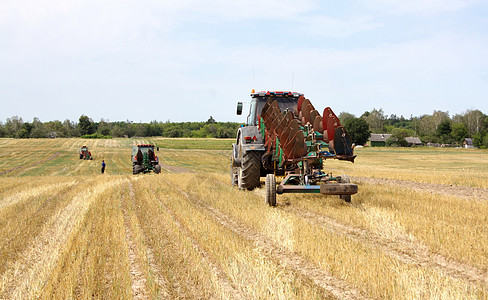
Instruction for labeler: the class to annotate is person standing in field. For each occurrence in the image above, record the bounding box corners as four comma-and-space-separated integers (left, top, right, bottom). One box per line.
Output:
101, 160, 106, 174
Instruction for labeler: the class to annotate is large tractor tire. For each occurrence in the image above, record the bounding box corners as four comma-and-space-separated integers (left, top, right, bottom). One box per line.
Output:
339, 175, 352, 203
238, 150, 261, 191
154, 164, 161, 174
133, 165, 144, 175
265, 174, 276, 206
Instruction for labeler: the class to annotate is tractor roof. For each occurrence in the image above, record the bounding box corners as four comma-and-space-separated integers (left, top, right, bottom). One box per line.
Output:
137, 144, 155, 147
251, 91, 303, 98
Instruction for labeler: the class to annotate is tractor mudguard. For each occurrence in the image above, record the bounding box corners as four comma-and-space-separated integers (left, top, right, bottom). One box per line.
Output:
236, 126, 265, 152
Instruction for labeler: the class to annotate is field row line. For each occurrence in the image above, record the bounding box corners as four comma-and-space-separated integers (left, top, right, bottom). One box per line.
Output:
127, 180, 171, 299
156, 193, 246, 299
0, 178, 126, 299
280, 205, 488, 287
169, 183, 367, 300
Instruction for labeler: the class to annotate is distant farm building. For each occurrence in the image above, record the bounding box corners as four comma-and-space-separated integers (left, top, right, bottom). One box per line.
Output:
369, 133, 423, 147
463, 138, 474, 148
405, 137, 423, 147
369, 134, 391, 147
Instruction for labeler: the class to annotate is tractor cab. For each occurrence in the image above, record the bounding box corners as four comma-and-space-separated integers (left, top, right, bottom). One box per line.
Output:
237, 91, 303, 126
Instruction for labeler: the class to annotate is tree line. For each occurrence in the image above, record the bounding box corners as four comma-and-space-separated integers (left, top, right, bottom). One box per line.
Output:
1, 109, 487, 148
0, 115, 239, 139
339, 108, 488, 148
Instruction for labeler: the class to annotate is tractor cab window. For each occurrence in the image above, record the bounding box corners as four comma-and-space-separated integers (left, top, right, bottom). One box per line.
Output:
248, 96, 298, 125
276, 98, 298, 114
247, 100, 258, 125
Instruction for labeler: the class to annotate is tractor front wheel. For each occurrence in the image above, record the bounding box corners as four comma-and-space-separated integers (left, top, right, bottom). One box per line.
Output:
265, 174, 276, 206
154, 165, 161, 174
237, 150, 261, 190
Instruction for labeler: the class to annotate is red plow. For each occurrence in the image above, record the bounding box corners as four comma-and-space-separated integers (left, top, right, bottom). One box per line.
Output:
258, 95, 357, 205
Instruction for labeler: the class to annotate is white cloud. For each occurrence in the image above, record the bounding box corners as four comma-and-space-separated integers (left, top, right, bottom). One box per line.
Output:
361, 0, 478, 15
297, 15, 383, 37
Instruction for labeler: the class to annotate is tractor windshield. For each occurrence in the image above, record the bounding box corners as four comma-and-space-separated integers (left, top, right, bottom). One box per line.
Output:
248, 96, 298, 125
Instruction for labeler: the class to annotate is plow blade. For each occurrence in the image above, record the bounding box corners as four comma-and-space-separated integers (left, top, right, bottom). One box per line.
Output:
260, 96, 356, 163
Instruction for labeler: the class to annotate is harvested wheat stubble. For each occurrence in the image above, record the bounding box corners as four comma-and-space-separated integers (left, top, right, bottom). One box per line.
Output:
0, 179, 125, 299
0, 152, 61, 175
122, 183, 149, 299
353, 176, 488, 201
125, 180, 170, 299
157, 197, 245, 299
280, 205, 488, 287
169, 184, 366, 300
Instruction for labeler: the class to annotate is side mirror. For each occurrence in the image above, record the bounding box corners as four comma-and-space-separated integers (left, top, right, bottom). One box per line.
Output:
157, 147, 159, 151
236, 102, 243, 115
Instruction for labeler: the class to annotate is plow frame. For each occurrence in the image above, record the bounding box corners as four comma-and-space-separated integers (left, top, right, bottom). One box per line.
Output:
276, 173, 358, 195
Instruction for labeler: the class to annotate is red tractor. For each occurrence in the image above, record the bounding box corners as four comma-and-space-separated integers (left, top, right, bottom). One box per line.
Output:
79, 146, 93, 160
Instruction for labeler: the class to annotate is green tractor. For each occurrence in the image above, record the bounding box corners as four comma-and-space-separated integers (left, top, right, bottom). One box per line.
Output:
79, 146, 93, 160
132, 144, 161, 175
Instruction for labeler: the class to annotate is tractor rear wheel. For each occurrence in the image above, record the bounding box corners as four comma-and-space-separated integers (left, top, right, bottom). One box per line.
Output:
237, 150, 261, 191
265, 174, 276, 206
133, 165, 144, 175
339, 175, 351, 202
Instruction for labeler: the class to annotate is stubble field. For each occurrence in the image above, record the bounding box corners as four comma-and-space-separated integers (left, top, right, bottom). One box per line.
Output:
0, 138, 487, 299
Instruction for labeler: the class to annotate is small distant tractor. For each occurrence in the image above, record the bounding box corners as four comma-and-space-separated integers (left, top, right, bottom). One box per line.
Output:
231, 90, 358, 206
79, 146, 93, 160
132, 144, 161, 174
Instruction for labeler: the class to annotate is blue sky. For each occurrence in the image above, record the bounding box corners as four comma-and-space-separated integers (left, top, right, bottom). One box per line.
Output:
1, 0, 487, 123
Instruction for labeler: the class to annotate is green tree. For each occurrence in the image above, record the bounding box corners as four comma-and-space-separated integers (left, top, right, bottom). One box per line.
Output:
111, 125, 125, 137
97, 119, 111, 136
30, 117, 46, 138
436, 119, 452, 144
167, 127, 183, 138
78, 115, 95, 135
338, 112, 356, 125
473, 132, 484, 148
18, 122, 32, 138
363, 108, 385, 133
451, 123, 468, 143
0, 122, 6, 137
5, 116, 23, 137
343, 118, 370, 145
464, 110, 485, 136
